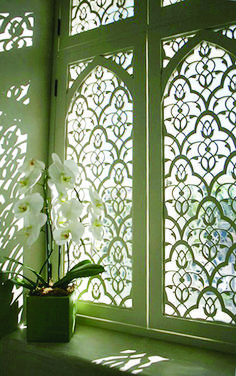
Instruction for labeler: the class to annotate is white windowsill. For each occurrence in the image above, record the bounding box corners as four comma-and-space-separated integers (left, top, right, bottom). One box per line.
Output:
0, 321, 235, 376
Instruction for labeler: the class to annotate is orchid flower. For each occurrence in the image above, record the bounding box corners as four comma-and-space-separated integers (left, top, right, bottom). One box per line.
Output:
13, 193, 44, 218
89, 213, 104, 241
18, 170, 44, 194
53, 221, 84, 245
48, 153, 79, 195
23, 213, 47, 246
18, 158, 45, 193
60, 199, 83, 220
20, 158, 45, 176
89, 188, 104, 215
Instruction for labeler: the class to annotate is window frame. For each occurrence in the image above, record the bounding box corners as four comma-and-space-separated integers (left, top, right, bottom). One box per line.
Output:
50, 0, 236, 352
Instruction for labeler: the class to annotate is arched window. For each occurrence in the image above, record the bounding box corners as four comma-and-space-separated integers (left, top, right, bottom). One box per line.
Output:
66, 59, 133, 307
164, 39, 236, 324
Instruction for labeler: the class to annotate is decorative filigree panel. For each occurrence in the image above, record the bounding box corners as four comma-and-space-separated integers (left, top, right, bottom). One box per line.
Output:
66, 62, 133, 307
104, 50, 133, 75
162, 35, 195, 68
164, 41, 236, 324
68, 59, 93, 88
70, 0, 134, 36
68, 50, 133, 88
162, 0, 185, 7
0, 13, 33, 52
216, 25, 236, 40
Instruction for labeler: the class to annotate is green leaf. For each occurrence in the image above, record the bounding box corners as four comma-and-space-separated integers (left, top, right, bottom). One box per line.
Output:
9, 278, 34, 290
4, 271, 37, 288
54, 264, 105, 288
4, 257, 47, 286
69, 259, 92, 272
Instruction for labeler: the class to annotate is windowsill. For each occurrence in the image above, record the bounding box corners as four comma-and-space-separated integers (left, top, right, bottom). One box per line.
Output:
0, 320, 235, 376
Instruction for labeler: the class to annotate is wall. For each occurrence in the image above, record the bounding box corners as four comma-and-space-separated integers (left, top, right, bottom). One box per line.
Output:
0, 0, 55, 320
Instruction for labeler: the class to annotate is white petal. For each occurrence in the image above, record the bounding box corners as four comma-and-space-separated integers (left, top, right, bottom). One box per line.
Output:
60, 199, 83, 220
24, 213, 47, 246
70, 221, 85, 243
53, 226, 70, 245
51, 153, 62, 165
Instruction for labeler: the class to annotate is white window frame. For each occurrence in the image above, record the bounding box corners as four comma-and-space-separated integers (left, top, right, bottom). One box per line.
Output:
50, 0, 236, 352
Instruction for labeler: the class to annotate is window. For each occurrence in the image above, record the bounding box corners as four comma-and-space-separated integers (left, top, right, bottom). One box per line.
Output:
52, 0, 236, 350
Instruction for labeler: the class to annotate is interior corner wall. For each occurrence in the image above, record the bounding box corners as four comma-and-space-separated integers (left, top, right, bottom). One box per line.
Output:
0, 1, 55, 280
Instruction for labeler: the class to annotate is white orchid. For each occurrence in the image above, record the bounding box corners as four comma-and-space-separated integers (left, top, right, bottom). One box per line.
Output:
89, 188, 104, 215
20, 158, 45, 176
13, 193, 44, 218
18, 170, 43, 194
53, 221, 85, 245
48, 153, 79, 195
60, 199, 83, 220
13, 153, 104, 279
18, 158, 45, 193
23, 213, 47, 246
89, 214, 104, 241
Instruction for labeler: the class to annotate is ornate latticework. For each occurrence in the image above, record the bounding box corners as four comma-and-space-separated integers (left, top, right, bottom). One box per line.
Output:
216, 25, 236, 40
70, 0, 134, 36
66, 60, 133, 307
0, 12, 33, 52
164, 41, 236, 324
162, 35, 195, 68
68, 59, 93, 88
68, 50, 133, 89
104, 50, 133, 75
162, 0, 185, 7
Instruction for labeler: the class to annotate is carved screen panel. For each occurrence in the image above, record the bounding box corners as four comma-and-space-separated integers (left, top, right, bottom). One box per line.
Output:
162, 35, 195, 68
70, 0, 134, 36
164, 41, 236, 324
66, 59, 133, 307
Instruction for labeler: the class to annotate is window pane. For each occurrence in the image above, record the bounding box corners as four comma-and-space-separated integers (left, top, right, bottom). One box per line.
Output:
66, 62, 133, 307
162, 0, 185, 7
164, 41, 236, 324
70, 0, 134, 36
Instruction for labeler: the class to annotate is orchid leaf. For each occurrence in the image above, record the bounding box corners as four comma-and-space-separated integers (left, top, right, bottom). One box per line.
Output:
4, 271, 37, 288
9, 277, 34, 290
4, 257, 47, 286
69, 259, 92, 272
54, 264, 105, 288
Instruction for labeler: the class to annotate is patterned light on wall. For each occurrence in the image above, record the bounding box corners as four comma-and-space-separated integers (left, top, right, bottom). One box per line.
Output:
0, 12, 34, 52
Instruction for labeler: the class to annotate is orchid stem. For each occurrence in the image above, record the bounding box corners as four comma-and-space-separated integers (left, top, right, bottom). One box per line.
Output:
58, 245, 61, 280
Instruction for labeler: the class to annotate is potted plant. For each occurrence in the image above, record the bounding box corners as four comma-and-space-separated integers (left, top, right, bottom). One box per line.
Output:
5, 153, 105, 342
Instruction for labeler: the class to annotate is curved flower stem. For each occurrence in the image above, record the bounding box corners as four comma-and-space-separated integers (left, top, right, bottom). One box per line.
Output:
37, 247, 54, 285
67, 242, 70, 272
58, 245, 61, 280
42, 172, 53, 283
74, 188, 82, 202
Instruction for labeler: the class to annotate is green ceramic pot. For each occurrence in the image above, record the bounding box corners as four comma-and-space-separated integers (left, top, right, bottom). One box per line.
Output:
0, 274, 18, 339
26, 292, 76, 342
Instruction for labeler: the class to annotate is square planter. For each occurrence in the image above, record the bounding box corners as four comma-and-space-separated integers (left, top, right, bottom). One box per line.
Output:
26, 292, 76, 342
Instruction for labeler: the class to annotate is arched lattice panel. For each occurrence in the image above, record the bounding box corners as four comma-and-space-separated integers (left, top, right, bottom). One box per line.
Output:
70, 0, 134, 35
163, 40, 236, 324
66, 62, 133, 308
